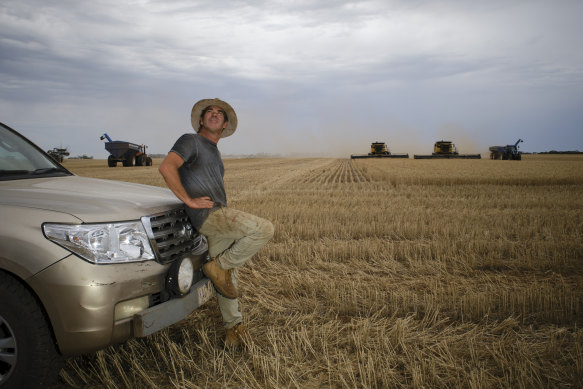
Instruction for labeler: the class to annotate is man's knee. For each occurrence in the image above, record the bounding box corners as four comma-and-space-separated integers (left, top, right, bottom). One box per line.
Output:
257, 218, 274, 241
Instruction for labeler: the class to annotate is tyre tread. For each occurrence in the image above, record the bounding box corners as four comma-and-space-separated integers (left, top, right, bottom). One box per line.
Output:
0, 271, 63, 388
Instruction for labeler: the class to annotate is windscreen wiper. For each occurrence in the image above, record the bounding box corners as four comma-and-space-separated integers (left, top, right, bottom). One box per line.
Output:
0, 168, 69, 177
32, 167, 68, 175
0, 169, 30, 176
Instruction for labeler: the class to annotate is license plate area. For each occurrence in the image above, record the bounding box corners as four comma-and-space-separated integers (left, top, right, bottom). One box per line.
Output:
134, 277, 215, 337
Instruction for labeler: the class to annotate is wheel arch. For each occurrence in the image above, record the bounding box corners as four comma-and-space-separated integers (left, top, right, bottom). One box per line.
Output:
0, 268, 63, 355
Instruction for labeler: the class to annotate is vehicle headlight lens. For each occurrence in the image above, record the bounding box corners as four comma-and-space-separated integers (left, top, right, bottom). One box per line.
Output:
43, 221, 154, 264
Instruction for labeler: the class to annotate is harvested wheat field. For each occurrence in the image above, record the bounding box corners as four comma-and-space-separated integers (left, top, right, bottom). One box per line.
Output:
53, 155, 582, 389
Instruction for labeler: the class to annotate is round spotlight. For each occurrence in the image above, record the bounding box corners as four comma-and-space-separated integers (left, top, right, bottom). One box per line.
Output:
167, 257, 194, 296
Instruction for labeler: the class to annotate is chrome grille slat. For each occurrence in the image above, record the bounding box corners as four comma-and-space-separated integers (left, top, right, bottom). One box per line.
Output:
142, 206, 205, 264
152, 225, 184, 240
161, 244, 193, 258
149, 215, 178, 228
156, 238, 192, 251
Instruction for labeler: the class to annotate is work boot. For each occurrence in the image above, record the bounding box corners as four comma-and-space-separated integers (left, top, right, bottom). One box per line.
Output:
202, 258, 238, 299
225, 323, 250, 349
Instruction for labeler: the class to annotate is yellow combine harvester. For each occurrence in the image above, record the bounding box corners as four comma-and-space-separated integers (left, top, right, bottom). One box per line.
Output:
414, 140, 481, 159
351, 141, 409, 159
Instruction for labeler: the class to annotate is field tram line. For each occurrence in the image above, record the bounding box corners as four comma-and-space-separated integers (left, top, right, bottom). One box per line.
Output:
302, 167, 326, 184
340, 160, 351, 182
322, 160, 343, 184
334, 159, 370, 183
305, 160, 370, 184
330, 162, 340, 183
341, 160, 350, 182
301, 161, 337, 184
229, 159, 337, 201
328, 161, 342, 184
347, 159, 369, 182
297, 159, 371, 185
268, 159, 339, 187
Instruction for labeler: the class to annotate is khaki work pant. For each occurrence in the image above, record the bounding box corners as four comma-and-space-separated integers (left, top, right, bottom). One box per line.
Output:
199, 207, 274, 329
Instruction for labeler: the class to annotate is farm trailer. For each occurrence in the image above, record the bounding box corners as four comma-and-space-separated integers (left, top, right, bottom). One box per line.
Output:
489, 139, 523, 160
100, 133, 153, 167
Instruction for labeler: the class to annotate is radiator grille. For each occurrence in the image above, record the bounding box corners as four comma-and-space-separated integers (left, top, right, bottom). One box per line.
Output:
141, 207, 206, 264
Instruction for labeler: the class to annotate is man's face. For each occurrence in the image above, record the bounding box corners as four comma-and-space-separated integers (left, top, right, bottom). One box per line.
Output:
200, 106, 228, 133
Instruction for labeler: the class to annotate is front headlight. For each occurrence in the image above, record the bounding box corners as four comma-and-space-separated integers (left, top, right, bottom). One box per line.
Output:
166, 257, 195, 296
43, 221, 155, 264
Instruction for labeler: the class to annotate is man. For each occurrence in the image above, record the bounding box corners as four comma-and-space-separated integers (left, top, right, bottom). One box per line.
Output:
159, 98, 274, 348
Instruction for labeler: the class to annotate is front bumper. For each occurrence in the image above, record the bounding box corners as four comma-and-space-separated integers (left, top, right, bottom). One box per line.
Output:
27, 252, 211, 356
134, 277, 215, 337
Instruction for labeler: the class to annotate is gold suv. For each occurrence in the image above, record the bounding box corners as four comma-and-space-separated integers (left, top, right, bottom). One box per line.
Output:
0, 122, 214, 388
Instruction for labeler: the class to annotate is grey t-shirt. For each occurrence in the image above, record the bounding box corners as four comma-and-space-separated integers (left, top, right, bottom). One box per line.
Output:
170, 133, 226, 229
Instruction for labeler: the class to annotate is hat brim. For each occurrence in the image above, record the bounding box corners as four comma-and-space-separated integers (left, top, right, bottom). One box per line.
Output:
191, 98, 238, 138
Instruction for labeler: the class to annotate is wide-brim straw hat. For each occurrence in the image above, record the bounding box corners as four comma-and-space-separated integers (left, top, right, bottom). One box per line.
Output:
191, 98, 238, 138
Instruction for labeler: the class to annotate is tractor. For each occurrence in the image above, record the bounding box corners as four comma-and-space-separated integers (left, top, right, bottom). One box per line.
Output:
489, 139, 523, 160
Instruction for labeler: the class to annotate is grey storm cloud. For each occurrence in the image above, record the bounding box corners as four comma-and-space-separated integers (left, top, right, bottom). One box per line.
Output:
1, 0, 582, 157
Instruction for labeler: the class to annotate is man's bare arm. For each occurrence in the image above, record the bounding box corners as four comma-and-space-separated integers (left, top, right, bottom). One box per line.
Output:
158, 151, 214, 209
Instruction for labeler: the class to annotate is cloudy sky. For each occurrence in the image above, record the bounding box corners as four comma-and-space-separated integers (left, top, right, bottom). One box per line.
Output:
1, 0, 582, 158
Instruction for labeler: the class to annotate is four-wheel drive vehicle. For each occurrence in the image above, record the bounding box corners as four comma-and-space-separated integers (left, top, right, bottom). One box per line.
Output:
0, 122, 214, 388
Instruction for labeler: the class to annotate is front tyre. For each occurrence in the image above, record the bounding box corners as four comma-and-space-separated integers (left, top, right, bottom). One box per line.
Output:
0, 272, 63, 388
123, 154, 134, 167
107, 155, 117, 167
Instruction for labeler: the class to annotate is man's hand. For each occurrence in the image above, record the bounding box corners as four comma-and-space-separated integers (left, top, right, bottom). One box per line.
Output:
186, 196, 214, 209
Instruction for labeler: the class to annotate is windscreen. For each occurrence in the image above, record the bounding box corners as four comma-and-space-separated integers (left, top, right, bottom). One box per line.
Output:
0, 123, 70, 180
